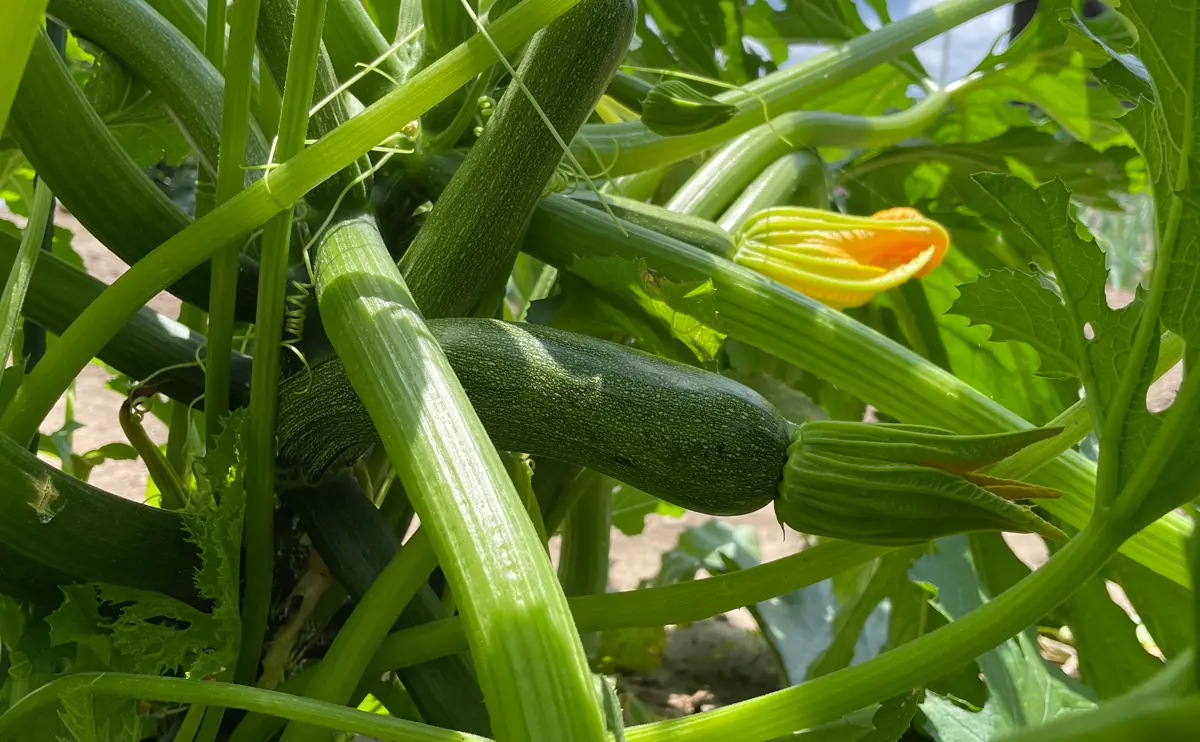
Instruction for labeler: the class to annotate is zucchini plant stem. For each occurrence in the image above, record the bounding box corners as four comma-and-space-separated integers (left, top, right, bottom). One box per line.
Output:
0, 673, 488, 742
366, 540, 889, 674
667, 88, 951, 219
624, 522, 1126, 742
0, 179, 54, 368
312, 213, 606, 740
323, 0, 405, 103
0, 0, 588, 489
0, 0, 49, 136
573, 0, 1008, 175
557, 473, 612, 598
280, 530, 439, 742
207, 0, 266, 442
238, 0, 329, 687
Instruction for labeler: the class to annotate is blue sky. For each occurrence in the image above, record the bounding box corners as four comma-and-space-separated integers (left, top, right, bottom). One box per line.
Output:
783, 0, 1014, 83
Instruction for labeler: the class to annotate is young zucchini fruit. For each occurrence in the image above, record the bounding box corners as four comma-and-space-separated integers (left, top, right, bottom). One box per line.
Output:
399, 0, 636, 318
279, 319, 790, 516
277, 320, 1064, 545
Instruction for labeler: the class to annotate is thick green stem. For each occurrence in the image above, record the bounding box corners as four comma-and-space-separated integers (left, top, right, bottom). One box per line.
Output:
280, 530, 439, 742
574, 0, 1006, 175
367, 540, 888, 673
313, 213, 605, 740
323, 0, 405, 103
557, 474, 612, 598
624, 523, 1124, 741
0, 0, 588, 501
0, 0, 49, 136
716, 151, 828, 232
207, 0, 266, 440
666, 89, 950, 219
0, 180, 53, 366
237, 0, 329, 687
0, 673, 488, 742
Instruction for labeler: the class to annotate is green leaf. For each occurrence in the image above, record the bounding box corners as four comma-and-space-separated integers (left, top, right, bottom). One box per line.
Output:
641, 519, 759, 588
641, 80, 738, 136
971, 532, 1162, 699
793, 690, 923, 742
95, 410, 246, 678
610, 484, 684, 537
46, 585, 109, 664
57, 687, 140, 742
923, 249, 1071, 427
1061, 573, 1163, 698
807, 551, 919, 680
954, 174, 1162, 496
841, 129, 1139, 214
913, 536, 1094, 735
571, 255, 726, 363
1110, 555, 1194, 660
1074, 1, 1200, 347
639, 0, 774, 85
919, 692, 994, 742
74, 40, 191, 168
951, 269, 1077, 379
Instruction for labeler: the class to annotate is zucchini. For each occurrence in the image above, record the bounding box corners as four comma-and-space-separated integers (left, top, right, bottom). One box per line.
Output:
278, 319, 792, 516
399, 0, 635, 318
0, 432, 201, 606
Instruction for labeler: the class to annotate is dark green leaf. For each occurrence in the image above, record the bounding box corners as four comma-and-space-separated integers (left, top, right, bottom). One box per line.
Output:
954, 174, 1162, 497
920, 692, 994, 742
639, 0, 773, 85
641, 80, 738, 136
57, 686, 140, 742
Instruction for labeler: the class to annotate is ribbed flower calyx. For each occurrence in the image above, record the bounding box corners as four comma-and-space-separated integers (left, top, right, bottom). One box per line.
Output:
775, 421, 1066, 545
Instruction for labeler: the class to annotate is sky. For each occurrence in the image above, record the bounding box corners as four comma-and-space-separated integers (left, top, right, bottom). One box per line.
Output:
782, 0, 1015, 83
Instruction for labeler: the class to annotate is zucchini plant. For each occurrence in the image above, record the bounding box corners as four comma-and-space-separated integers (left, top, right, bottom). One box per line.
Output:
0, 0, 1197, 741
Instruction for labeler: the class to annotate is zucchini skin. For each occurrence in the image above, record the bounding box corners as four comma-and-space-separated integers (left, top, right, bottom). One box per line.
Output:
278, 319, 792, 516
399, 0, 636, 318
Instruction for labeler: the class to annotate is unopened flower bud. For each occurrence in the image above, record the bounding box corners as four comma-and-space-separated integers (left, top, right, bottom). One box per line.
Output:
775, 422, 1066, 545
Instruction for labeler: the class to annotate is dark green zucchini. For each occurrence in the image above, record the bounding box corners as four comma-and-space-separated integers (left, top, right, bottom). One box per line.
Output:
0, 433, 201, 606
399, 0, 636, 318
278, 319, 792, 516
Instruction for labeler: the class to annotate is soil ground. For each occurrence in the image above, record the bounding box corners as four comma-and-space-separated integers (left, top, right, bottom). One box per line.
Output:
8, 206, 1179, 722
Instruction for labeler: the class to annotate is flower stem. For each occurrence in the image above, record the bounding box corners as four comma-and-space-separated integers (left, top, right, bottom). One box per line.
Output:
0, 673, 486, 742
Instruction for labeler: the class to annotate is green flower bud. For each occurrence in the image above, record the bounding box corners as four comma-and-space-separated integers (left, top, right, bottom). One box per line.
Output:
640, 80, 738, 136
775, 422, 1067, 545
